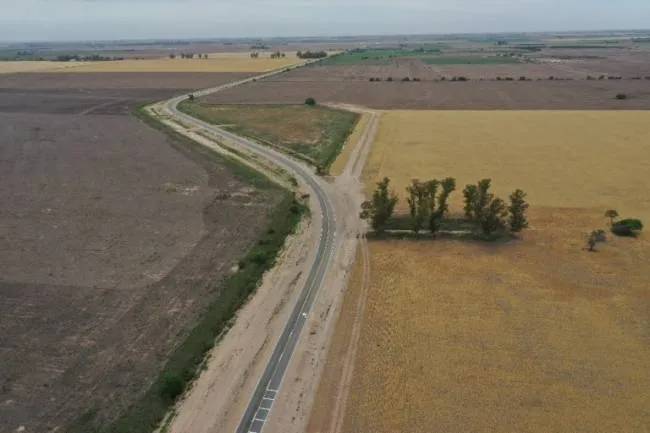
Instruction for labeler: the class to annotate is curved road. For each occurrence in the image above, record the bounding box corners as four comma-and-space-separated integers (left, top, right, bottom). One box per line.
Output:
158, 68, 337, 433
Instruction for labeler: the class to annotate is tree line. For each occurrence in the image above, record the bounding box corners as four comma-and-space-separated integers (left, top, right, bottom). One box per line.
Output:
169, 53, 209, 59
297, 50, 328, 59
361, 177, 529, 239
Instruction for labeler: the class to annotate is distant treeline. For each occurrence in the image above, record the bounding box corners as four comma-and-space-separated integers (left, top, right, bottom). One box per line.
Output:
297, 50, 328, 59
56, 54, 124, 62
169, 53, 209, 59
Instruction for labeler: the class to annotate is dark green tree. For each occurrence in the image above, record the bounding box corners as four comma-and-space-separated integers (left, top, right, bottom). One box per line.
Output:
429, 177, 456, 236
508, 189, 529, 233
463, 179, 492, 221
360, 177, 398, 233
479, 198, 508, 235
406, 180, 431, 234
463, 184, 478, 219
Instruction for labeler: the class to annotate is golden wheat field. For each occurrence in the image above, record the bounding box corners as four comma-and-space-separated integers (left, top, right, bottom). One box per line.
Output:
364, 110, 650, 221
0, 61, 85, 74
340, 231, 650, 433
312, 111, 650, 433
62, 52, 301, 73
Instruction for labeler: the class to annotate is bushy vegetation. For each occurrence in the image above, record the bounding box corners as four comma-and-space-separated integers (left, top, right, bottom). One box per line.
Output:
297, 50, 328, 59
612, 218, 644, 237
360, 177, 398, 233
362, 177, 528, 241
56, 54, 124, 62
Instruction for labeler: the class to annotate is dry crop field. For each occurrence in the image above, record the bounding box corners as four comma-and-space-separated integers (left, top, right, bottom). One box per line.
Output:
0, 52, 301, 75
311, 111, 650, 433
65, 52, 301, 73
0, 71, 287, 432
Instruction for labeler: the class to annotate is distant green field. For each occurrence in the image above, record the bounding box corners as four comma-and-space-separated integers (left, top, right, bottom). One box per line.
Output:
422, 55, 521, 65
321, 48, 442, 65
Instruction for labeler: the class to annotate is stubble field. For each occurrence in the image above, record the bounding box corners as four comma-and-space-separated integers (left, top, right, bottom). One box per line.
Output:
312, 110, 650, 433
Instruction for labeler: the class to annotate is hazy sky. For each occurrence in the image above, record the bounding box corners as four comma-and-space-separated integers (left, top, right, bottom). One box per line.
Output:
1, 0, 649, 42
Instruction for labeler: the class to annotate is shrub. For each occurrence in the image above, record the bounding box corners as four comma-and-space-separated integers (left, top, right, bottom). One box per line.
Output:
160, 373, 184, 401
611, 219, 643, 237
616, 93, 628, 100
386, 77, 393, 82
586, 229, 607, 251
250, 251, 269, 265
619, 219, 643, 231
612, 224, 635, 237
304, 97, 316, 106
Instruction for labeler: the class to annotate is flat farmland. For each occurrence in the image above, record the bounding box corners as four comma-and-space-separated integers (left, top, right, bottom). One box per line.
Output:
179, 102, 359, 169
363, 111, 650, 219
0, 72, 284, 432
311, 111, 650, 433
64, 52, 302, 73
206, 64, 650, 109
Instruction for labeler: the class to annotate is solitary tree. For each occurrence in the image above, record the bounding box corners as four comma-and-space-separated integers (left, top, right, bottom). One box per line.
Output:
508, 189, 529, 233
605, 209, 619, 226
360, 177, 398, 233
305, 97, 316, 106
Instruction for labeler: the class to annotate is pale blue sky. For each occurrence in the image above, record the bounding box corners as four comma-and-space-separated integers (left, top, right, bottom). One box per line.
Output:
1, 0, 649, 42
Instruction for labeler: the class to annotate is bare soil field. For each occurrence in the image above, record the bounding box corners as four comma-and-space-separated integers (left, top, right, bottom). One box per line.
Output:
0, 72, 283, 432
311, 111, 650, 433
206, 64, 650, 109
0, 72, 252, 115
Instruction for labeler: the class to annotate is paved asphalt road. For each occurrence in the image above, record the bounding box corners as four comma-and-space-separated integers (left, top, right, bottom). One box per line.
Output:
160, 66, 337, 433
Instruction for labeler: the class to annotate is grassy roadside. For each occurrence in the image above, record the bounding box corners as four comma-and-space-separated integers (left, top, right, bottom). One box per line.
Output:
68, 105, 306, 433
178, 101, 360, 173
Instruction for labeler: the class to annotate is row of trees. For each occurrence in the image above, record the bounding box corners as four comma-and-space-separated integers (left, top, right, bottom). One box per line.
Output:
169, 53, 209, 59
56, 54, 124, 62
361, 177, 529, 238
270, 51, 286, 59
297, 50, 328, 59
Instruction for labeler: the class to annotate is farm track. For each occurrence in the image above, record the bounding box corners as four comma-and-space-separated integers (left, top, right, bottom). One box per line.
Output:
149, 65, 378, 433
